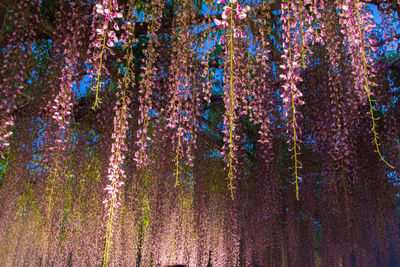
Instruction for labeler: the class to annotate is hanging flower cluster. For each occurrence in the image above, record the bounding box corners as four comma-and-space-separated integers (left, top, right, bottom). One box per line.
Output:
0, 93, 15, 158
338, 0, 394, 169
0, 0, 37, 159
102, 88, 130, 265
166, 61, 192, 186
280, 0, 306, 200
214, 0, 251, 199
50, 67, 74, 146
214, 0, 250, 38
104, 92, 129, 215
134, 3, 164, 169
134, 31, 155, 169
93, 3, 121, 48
91, 0, 123, 109
48, 0, 89, 154
308, 0, 326, 45
164, 1, 199, 186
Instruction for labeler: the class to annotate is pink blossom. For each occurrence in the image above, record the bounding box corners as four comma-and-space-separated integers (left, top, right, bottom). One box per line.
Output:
214, 19, 228, 29
107, 39, 114, 47
95, 4, 103, 14
233, 28, 240, 38
222, 6, 231, 19
235, 5, 250, 19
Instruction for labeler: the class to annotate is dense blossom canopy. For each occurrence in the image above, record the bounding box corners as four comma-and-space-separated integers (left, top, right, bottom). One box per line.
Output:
0, 0, 400, 266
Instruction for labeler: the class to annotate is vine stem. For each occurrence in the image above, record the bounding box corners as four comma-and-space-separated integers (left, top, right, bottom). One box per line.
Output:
138, 19, 154, 167
175, 132, 181, 187
354, 3, 394, 169
103, 89, 128, 266
228, 0, 235, 200
47, 160, 58, 219
103, 39, 131, 264
286, 0, 301, 201
93, 0, 113, 109
103, 201, 115, 266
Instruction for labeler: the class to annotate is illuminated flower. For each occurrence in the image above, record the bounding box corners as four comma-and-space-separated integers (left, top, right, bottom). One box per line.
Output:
214, 18, 228, 29
235, 5, 250, 19
222, 6, 231, 19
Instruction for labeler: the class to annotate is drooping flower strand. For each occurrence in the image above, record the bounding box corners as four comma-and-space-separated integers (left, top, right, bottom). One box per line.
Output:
134, 1, 164, 169
102, 3, 140, 263
0, 0, 38, 159
165, 0, 198, 186
187, 70, 203, 167
339, 1, 394, 169
323, 4, 357, 220
90, 0, 123, 109
40, 3, 93, 264
250, 16, 274, 150
296, 1, 311, 68
215, 0, 250, 199
166, 62, 185, 186
280, 0, 305, 200
45, 0, 89, 204
226, 2, 237, 200
134, 22, 155, 169
183, 5, 202, 171
103, 88, 130, 266
321, 2, 351, 209
50, 11, 80, 150
354, 2, 394, 169
200, 49, 214, 105
308, 0, 326, 45
167, 34, 186, 187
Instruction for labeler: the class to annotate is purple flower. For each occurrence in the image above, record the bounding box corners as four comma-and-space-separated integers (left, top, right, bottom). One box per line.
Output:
222, 6, 231, 19
235, 5, 250, 19
214, 18, 228, 29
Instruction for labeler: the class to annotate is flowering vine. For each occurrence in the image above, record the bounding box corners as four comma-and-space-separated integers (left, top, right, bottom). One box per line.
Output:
280, 0, 305, 200
91, 0, 122, 109
214, 0, 250, 199
50, 36, 77, 149
338, 0, 394, 169
165, 0, 198, 186
103, 88, 130, 266
101, 3, 139, 264
0, 0, 38, 159
134, 34, 154, 169
134, 4, 163, 168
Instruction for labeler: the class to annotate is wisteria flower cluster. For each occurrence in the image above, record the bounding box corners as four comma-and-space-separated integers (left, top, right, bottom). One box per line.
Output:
214, 0, 250, 38
91, 0, 123, 108
50, 88, 73, 145
103, 92, 130, 215
280, 0, 306, 200
337, 0, 394, 169
0, 0, 36, 159
133, 3, 164, 169
93, 1, 122, 48
101, 89, 131, 266
214, 0, 251, 199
